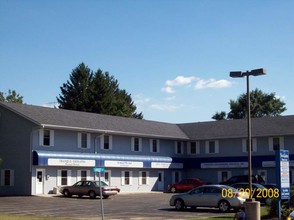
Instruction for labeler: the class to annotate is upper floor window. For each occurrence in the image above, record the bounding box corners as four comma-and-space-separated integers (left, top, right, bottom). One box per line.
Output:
101, 135, 112, 150
131, 137, 142, 152
269, 137, 284, 151
175, 141, 184, 154
188, 141, 200, 155
205, 140, 219, 154
39, 129, 54, 147
78, 133, 91, 149
242, 138, 257, 152
150, 139, 160, 153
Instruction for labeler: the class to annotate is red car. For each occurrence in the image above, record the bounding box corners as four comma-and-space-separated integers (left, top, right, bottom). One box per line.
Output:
167, 178, 208, 193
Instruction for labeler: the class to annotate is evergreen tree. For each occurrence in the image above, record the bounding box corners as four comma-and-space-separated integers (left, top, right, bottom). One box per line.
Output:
57, 63, 143, 119
0, 89, 23, 103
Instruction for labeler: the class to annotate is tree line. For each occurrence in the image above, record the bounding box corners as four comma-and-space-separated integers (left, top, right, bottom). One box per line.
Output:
1, 63, 287, 120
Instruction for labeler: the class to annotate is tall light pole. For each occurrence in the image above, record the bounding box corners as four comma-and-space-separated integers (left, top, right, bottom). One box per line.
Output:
230, 68, 266, 199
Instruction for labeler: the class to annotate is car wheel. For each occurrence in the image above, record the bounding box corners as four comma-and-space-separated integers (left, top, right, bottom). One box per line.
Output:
63, 189, 71, 197
103, 195, 109, 199
89, 191, 96, 199
218, 200, 230, 212
171, 187, 177, 193
174, 199, 185, 210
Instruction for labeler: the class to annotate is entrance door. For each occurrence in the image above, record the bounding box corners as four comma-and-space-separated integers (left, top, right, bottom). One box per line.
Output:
36, 169, 44, 194
157, 171, 164, 191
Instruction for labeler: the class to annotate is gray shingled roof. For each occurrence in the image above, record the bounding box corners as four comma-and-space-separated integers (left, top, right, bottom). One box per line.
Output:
177, 115, 294, 140
0, 102, 189, 140
1, 102, 293, 141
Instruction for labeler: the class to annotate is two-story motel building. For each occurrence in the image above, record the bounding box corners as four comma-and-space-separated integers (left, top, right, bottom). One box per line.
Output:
0, 102, 293, 195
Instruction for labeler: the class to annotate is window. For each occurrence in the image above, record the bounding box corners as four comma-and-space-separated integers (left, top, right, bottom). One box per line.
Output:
131, 137, 142, 152
217, 171, 231, 183
269, 137, 284, 151
205, 140, 219, 154
57, 170, 71, 186
172, 171, 181, 183
77, 170, 90, 181
78, 133, 90, 149
39, 129, 54, 147
104, 170, 111, 185
150, 139, 160, 153
121, 171, 132, 185
175, 141, 183, 154
188, 141, 200, 155
139, 171, 149, 185
242, 138, 257, 152
101, 135, 112, 150
1, 169, 14, 186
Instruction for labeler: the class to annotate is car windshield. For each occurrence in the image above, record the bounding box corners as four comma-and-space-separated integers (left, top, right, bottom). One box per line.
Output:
93, 181, 108, 187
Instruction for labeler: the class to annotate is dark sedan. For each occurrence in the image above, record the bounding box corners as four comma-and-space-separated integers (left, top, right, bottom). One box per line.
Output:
59, 180, 120, 199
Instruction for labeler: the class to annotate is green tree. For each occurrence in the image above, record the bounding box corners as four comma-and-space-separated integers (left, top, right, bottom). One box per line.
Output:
212, 89, 286, 120
0, 89, 23, 103
57, 63, 93, 112
57, 63, 143, 119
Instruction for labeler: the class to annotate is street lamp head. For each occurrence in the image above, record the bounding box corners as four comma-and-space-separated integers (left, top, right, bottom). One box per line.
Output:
250, 68, 267, 76
230, 71, 243, 78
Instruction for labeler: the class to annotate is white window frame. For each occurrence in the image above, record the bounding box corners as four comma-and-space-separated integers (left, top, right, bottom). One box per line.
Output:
39, 129, 54, 147
150, 139, 160, 153
100, 135, 113, 150
205, 140, 219, 154
187, 141, 200, 155
242, 138, 257, 153
103, 170, 111, 185
77, 170, 91, 181
1, 169, 14, 186
217, 170, 231, 183
121, 171, 133, 186
139, 171, 149, 185
57, 169, 71, 186
78, 133, 91, 149
269, 136, 284, 151
131, 137, 142, 152
174, 141, 184, 154
172, 171, 181, 183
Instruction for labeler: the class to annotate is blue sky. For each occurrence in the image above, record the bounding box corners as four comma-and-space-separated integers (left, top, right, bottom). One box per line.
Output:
1, 0, 293, 123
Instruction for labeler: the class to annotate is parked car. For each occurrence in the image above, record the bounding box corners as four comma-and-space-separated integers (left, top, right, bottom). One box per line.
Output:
59, 180, 120, 199
231, 182, 272, 205
219, 175, 265, 185
167, 178, 208, 193
169, 185, 248, 212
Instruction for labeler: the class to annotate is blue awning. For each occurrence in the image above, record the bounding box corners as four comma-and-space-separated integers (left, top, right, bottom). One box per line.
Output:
33, 150, 182, 169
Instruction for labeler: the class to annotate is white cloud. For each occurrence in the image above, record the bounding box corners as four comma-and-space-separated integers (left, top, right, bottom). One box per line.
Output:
161, 86, 175, 94
151, 104, 179, 112
195, 79, 232, 89
166, 76, 196, 86
134, 94, 151, 104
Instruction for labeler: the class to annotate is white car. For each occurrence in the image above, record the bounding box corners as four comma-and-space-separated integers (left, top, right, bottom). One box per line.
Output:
169, 185, 248, 212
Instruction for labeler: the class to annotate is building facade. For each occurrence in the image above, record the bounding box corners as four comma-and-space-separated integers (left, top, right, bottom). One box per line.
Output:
0, 102, 293, 196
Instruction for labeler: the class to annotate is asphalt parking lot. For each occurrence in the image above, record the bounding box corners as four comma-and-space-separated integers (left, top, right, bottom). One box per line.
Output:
0, 193, 234, 220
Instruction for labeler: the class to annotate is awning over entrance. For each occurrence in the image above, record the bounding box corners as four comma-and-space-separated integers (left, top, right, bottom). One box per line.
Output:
32, 150, 183, 169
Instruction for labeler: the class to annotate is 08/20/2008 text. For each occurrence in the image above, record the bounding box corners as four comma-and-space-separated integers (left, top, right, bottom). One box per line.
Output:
222, 188, 279, 199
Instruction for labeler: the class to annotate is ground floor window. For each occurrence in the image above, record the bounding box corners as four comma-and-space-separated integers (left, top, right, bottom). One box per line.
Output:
121, 171, 133, 185
57, 170, 71, 186
77, 170, 90, 181
172, 171, 181, 183
218, 170, 231, 183
139, 171, 149, 185
1, 169, 14, 186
